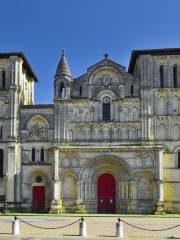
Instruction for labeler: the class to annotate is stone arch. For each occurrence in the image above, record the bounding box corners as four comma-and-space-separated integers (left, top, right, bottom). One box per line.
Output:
73, 108, 79, 122
26, 115, 49, 141
83, 126, 91, 140
75, 128, 82, 140
26, 115, 49, 129
102, 125, 111, 140
172, 123, 180, 140
131, 107, 139, 121
172, 145, 180, 153
82, 107, 90, 122
89, 66, 123, 85
158, 95, 166, 115
61, 170, 77, 201
97, 89, 117, 101
121, 107, 129, 121
137, 171, 154, 200
172, 95, 179, 114
79, 155, 134, 183
112, 126, 119, 140
31, 171, 48, 186
157, 123, 166, 139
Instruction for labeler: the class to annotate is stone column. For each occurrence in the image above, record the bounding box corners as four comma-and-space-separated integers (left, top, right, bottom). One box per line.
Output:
155, 148, 164, 213
50, 148, 61, 213
6, 145, 16, 203
129, 181, 137, 212
77, 181, 81, 203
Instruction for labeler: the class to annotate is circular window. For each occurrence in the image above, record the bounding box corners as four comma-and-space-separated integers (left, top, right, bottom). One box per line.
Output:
35, 176, 43, 183
103, 96, 110, 103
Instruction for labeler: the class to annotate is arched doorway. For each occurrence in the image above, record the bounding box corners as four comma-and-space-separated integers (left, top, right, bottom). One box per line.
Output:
32, 175, 45, 212
98, 173, 116, 213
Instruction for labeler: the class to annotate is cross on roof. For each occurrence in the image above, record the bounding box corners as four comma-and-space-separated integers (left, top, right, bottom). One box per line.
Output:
103, 53, 109, 59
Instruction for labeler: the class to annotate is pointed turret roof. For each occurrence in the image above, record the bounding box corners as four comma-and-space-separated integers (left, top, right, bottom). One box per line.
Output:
55, 49, 72, 78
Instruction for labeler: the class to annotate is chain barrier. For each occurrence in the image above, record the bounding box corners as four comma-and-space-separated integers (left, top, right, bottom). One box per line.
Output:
16, 217, 80, 230
120, 218, 180, 232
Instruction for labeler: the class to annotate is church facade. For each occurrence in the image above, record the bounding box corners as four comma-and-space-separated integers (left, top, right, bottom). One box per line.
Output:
0, 49, 180, 213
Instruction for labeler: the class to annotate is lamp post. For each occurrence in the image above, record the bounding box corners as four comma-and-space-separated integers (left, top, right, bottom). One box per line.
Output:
4, 170, 8, 213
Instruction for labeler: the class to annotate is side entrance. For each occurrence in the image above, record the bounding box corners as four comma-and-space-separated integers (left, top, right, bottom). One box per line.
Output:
32, 186, 45, 212
97, 173, 116, 213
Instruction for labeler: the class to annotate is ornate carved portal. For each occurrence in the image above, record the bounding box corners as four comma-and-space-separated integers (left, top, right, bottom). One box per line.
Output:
78, 155, 133, 213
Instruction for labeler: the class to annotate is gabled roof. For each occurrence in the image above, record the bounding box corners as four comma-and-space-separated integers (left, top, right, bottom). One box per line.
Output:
0, 52, 38, 81
87, 57, 126, 72
128, 48, 180, 73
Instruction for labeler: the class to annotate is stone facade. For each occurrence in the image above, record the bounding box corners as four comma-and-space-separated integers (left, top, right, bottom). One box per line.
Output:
0, 49, 180, 213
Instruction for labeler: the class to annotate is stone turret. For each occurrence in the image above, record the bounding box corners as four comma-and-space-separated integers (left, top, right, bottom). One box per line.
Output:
54, 50, 72, 99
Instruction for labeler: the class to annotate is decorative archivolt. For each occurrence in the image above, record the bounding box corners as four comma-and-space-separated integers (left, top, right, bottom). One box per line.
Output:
97, 89, 116, 101
89, 67, 123, 85
26, 115, 49, 141
79, 155, 134, 182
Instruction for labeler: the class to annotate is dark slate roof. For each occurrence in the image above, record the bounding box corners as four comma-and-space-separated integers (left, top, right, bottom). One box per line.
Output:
21, 104, 54, 109
55, 50, 71, 78
128, 48, 180, 73
0, 52, 38, 81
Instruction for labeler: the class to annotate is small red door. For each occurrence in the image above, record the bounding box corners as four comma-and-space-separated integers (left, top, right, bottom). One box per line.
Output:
98, 173, 116, 213
32, 186, 45, 212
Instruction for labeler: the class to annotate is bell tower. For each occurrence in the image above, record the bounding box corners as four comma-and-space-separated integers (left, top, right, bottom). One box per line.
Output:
54, 50, 72, 99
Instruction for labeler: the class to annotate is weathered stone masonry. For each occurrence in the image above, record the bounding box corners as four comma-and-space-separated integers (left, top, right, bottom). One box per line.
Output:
0, 49, 180, 213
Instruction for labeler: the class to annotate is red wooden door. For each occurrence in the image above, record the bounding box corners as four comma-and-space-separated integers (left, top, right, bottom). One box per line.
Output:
32, 186, 45, 211
98, 173, 116, 213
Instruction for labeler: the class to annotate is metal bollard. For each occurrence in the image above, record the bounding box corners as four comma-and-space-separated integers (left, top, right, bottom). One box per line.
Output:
12, 216, 19, 235
116, 218, 123, 238
79, 217, 87, 236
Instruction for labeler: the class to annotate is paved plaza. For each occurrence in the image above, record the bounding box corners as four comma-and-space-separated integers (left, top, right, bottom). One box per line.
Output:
0, 215, 180, 239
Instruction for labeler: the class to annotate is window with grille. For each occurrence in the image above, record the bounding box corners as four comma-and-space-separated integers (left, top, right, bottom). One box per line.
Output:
160, 65, 164, 88
103, 97, 110, 121
178, 152, 180, 168
2, 71, 5, 88
40, 148, 44, 162
0, 149, 4, 177
173, 65, 177, 88
32, 148, 35, 162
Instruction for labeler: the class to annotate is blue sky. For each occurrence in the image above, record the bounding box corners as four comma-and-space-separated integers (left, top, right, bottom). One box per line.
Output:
0, 0, 180, 103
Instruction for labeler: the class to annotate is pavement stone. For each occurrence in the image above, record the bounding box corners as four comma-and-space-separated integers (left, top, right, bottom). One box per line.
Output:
0, 216, 180, 239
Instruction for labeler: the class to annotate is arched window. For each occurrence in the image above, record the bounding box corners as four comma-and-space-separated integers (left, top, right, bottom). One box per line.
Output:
59, 82, 65, 98
160, 65, 164, 88
79, 86, 82, 97
0, 149, 4, 177
2, 71, 5, 88
173, 65, 177, 88
0, 126, 2, 139
103, 96, 110, 121
40, 148, 44, 162
178, 151, 180, 168
32, 148, 35, 162
130, 85, 134, 96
